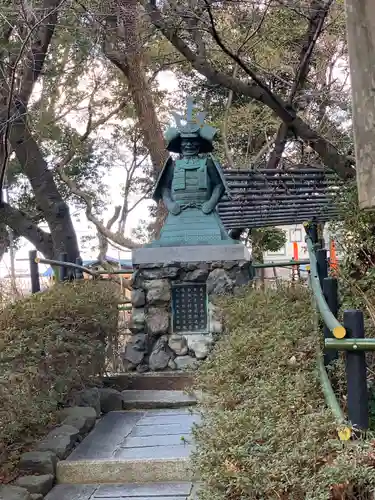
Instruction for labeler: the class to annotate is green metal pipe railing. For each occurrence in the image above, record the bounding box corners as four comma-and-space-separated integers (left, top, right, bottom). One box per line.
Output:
96, 269, 134, 275
252, 259, 309, 269
317, 357, 346, 424
36, 257, 97, 277
306, 238, 346, 339
325, 338, 375, 351
36, 257, 134, 278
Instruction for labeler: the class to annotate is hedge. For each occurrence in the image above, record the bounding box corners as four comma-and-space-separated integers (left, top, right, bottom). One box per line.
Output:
192, 285, 375, 500
0, 280, 120, 478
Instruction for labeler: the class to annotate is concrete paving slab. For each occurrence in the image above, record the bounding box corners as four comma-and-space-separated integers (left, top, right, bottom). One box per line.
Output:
94, 482, 193, 497
44, 484, 97, 500
56, 410, 197, 484
136, 414, 199, 426
141, 408, 193, 417
44, 483, 197, 499
56, 459, 193, 484
67, 412, 143, 461
96, 497, 187, 500
129, 423, 193, 437
120, 434, 191, 448
114, 444, 194, 460
121, 390, 197, 410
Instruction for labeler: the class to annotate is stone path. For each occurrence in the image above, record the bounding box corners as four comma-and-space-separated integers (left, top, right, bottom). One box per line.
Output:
45, 391, 200, 500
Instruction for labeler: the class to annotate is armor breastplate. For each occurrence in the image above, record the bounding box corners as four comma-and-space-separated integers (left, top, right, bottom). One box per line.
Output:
172, 158, 209, 204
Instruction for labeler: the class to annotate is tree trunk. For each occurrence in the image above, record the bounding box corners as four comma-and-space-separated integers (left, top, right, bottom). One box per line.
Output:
345, 0, 375, 209
8, 116, 79, 261
0, 202, 54, 257
104, 0, 168, 236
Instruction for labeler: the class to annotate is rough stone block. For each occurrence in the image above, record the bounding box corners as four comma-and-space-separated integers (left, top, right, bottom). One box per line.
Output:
168, 334, 188, 356
36, 424, 80, 459
145, 280, 171, 304
131, 289, 146, 307
184, 267, 209, 282
206, 268, 234, 295
141, 267, 180, 279
129, 307, 145, 333
122, 334, 146, 366
15, 475, 54, 496
19, 451, 57, 475
149, 337, 172, 371
146, 307, 169, 336
71, 388, 101, 416
188, 337, 211, 360
0, 485, 31, 500
174, 356, 198, 371
98, 387, 123, 413
59, 406, 97, 434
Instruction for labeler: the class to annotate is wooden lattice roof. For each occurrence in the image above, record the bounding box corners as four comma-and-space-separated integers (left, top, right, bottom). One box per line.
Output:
219, 166, 343, 229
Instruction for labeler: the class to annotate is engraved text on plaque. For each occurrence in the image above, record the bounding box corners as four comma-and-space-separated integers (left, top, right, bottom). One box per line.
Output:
172, 283, 208, 333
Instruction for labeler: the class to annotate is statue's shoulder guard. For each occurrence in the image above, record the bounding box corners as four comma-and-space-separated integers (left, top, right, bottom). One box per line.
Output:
152, 157, 174, 202
207, 154, 231, 197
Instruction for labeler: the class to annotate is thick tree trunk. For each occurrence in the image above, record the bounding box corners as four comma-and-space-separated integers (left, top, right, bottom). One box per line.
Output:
8, 116, 79, 261
105, 0, 168, 236
0, 202, 54, 257
345, 0, 375, 209
0, 0, 80, 261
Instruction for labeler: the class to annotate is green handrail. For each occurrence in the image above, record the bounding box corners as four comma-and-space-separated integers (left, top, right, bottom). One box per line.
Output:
36, 257, 97, 277
317, 357, 345, 424
306, 238, 346, 339
253, 259, 309, 269
325, 338, 375, 351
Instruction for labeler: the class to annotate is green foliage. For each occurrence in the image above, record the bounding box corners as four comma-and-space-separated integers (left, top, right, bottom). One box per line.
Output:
331, 182, 375, 290
0, 280, 120, 471
192, 286, 375, 499
249, 226, 287, 261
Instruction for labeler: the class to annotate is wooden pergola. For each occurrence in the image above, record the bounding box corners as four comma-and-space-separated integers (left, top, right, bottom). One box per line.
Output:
219, 166, 343, 229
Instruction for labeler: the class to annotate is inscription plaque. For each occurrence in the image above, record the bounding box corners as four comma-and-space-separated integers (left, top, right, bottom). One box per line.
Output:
172, 283, 208, 333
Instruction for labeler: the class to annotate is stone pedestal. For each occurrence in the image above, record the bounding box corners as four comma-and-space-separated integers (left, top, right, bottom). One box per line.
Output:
122, 245, 251, 373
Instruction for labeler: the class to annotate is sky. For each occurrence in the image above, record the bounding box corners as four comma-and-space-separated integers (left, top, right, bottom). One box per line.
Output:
0, 71, 179, 278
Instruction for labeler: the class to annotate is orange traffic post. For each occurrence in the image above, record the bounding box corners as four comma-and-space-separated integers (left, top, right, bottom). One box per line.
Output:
292, 242, 299, 281
330, 239, 338, 276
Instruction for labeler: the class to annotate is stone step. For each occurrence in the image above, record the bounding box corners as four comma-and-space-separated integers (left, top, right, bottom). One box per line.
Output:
56, 410, 199, 484
121, 390, 198, 410
103, 372, 194, 392
45, 482, 201, 499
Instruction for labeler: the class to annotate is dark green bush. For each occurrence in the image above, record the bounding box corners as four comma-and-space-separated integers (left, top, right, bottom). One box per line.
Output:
0, 280, 120, 475
192, 285, 375, 500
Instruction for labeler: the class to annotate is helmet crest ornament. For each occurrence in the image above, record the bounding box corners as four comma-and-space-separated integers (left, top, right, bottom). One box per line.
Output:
164, 96, 217, 153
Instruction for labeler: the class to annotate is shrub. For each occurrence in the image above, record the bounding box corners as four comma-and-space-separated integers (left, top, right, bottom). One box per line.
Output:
0, 280, 120, 476
192, 285, 375, 500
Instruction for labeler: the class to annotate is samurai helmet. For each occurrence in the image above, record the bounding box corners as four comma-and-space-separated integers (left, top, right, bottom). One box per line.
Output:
164, 96, 217, 153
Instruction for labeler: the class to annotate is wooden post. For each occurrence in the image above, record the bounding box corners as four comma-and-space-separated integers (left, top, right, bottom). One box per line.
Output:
345, 0, 375, 209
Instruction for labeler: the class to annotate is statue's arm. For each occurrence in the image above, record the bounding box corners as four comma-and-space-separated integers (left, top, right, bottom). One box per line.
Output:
160, 162, 181, 215
202, 159, 225, 214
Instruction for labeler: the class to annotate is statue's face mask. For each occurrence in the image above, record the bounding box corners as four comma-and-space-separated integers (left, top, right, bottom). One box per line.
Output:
181, 138, 200, 156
